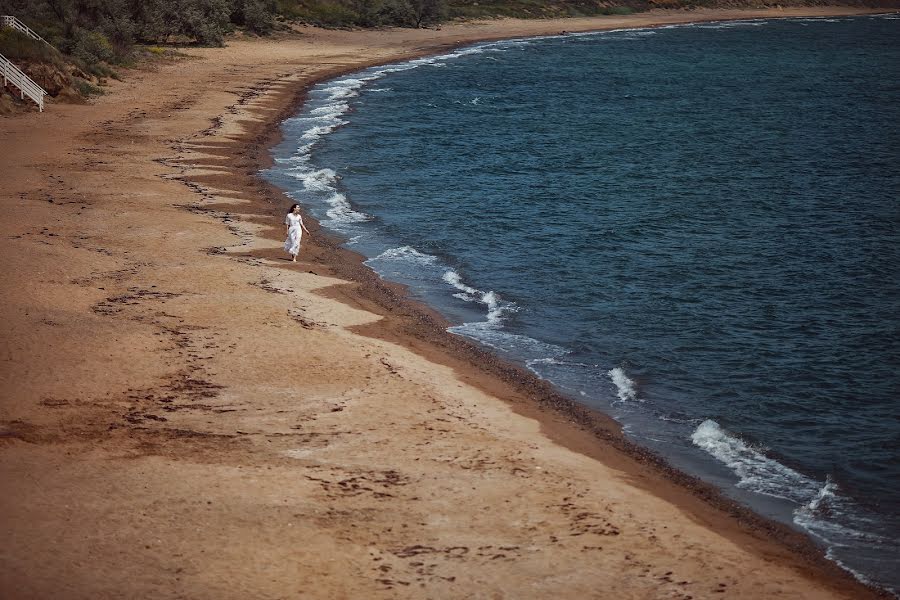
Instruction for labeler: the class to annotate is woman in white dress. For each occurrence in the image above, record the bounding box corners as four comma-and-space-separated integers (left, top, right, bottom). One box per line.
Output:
284, 204, 310, 262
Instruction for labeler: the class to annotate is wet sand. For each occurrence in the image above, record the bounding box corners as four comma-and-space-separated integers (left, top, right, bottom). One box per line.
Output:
0, 8, 892, 599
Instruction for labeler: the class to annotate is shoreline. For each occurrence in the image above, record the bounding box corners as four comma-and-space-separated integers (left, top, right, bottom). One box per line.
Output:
1, 7, 894, 598
234, 8, 895, 595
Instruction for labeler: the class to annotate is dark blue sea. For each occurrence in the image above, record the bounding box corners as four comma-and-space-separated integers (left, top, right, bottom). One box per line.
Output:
264, 14, 900, 594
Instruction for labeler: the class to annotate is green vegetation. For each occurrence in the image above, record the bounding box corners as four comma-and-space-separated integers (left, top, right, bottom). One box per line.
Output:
275, 0, 636, 28
445, 0, 637, 20
1, 0, 646, 52
0, 27, 65, 65
0, 0, 276, 51
275, 0, 447, 28
0, 0, 279, 106
72, 77, 103, 96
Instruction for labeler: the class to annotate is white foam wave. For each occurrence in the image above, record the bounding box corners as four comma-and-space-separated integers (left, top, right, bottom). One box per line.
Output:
308, 104, 350, 121
528, 357, 587, 367
450, 322, 566, 360
442, 269, 517, 327
439, 268, 572, 360
296, 168, 337, 192
658, 414, 703, 425
482, 290, 505, 325
320, 77, 373, 101
695, 20, 768, 29
324, 193, 370, 224
300, 122, 343, 141
691, 420, 820, 502
608, 367, 639, 402
692, 421, 900, 595
442, 269, 480, 297
794, 479, 890, 545
277, 41, 516, 223
526, 357, 593, 377
368, 246, 438, 265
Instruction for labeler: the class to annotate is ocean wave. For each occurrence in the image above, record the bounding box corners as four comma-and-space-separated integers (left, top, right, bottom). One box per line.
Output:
319, 76, 374, 101
658, 413, 703, 425
691, 419, 820, 502
690, 422, 899, 595
442, 269, 481, 298
608, 366, 639, 402
527, 357, 591, 368
299, 122, 344, 141
274, 38, 537, 193
367, 246, 438, 265
438, 268, 577, 361
526, 356, 594, 378
308, 104, 350, 121
794, 478, 893, 545
450, 321, 567, 360
442, 269, 517, 326
294, 168, 338, 192
442, 269, 519, 328
324, 193, 370, 224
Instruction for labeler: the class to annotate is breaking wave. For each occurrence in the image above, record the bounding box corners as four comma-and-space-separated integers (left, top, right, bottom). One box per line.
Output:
608, 367, 639, 402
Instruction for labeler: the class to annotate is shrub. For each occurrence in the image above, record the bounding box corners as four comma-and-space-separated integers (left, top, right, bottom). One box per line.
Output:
72, 29, 115, 63
0, 28, 63, 65
177, 0, 232, 45
233, 0, 278, 34
73, 78, 103, 96
287, 2, 361, 27
600, 5, 635, 14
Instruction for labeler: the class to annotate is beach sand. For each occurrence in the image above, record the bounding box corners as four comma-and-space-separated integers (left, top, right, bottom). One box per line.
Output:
0, 8, 891, 599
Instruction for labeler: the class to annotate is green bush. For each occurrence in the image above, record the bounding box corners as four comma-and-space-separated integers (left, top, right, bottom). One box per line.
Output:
73, 78, 103, 96
0, 0, 646, 54
446, 0, 640, 20
0, 28, 65, 65
239, 0, 278, 34
276, 0, 450, 27
287, 1, 361, 27
73, 29, 115, 63
600, 5, 635, 14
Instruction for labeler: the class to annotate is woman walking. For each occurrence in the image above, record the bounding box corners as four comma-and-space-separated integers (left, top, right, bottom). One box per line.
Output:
284, 204, 310, 262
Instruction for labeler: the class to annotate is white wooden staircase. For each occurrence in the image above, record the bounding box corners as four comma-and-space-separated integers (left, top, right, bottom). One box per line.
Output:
2, 15, 51, 46
1, 16, 49, 111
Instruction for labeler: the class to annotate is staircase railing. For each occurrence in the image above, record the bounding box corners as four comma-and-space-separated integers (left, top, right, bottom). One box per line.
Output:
1, 52, 46, 111
1, 15, 51, 46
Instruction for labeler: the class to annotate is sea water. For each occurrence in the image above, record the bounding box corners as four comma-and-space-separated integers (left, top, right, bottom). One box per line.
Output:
264, 14, 900, 594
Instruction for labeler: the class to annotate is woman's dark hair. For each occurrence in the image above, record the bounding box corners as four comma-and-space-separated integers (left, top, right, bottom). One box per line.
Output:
287, 204, 301, 215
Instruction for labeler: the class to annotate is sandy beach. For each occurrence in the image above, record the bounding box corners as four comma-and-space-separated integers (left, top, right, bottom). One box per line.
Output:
0, 7, 892, 599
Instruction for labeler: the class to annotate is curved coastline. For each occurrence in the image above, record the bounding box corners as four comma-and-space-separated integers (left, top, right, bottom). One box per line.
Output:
241, 9, 896, 599
256, 13, 900, 596
1, 6, 895, 599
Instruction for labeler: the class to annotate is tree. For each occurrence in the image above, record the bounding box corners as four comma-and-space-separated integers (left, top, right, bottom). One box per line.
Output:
231, 0, 277, 35
127, 0, 231, 46
409, 0, 444, 27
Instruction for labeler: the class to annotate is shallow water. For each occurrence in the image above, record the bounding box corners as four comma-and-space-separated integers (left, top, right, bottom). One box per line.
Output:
264, 14, 900, 594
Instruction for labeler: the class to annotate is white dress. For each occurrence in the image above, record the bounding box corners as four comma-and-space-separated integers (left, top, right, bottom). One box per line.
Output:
284, 212, 304, 256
